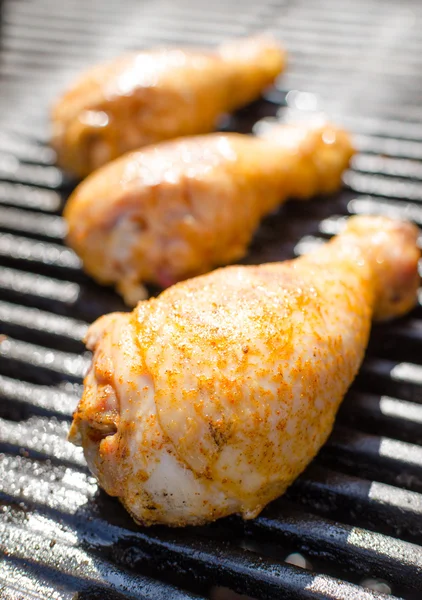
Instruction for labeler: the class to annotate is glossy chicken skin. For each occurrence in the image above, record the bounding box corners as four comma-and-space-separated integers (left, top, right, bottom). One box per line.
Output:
69, 216, 420, 526
52, 37, 285, 177
64, 121, 354, 305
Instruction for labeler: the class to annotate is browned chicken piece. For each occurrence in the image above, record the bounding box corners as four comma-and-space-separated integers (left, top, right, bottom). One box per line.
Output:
64, 121, 354, 305
68, 216, 420, 526
51, 37, 286, 177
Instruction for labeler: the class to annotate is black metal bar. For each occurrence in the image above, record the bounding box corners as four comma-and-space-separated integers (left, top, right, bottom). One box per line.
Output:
357, 359, 422, 404
0, 156, 65, 188
0, 299, 87, 351
0, 450, 397, 600
0, 415, 85, 467
0, 524, 206, 600
344, 171, 422, 202
0, 336, 89, 383
0, 130, 56, 164
347, 196, 422, 224
0, 181, 62, 211
0, 300, 87, 339
248, 501, 422, 591
0, 206, 66, 239
0, 266, 125, 322
338, 391, 422, 444
323, 426, 422, 493
0, 233, 81, 270
289, 464, 422, 543
0, 374, 78, 418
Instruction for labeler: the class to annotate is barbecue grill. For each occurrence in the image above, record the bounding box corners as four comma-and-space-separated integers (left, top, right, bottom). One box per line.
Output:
1, 0, 422, 598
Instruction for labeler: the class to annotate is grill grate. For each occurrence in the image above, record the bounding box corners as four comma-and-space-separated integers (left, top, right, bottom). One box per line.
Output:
1, 0, 422, 598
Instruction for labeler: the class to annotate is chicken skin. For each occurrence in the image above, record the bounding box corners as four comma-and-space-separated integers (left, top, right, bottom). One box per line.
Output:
64, 121, 354, 305
69, 216, 420, 527
51, 37, 285, 177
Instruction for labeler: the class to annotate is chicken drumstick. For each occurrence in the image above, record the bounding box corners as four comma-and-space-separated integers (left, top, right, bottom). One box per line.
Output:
52, 37, 285, 177
69, 215, 420, 526
64, 121, 354, 305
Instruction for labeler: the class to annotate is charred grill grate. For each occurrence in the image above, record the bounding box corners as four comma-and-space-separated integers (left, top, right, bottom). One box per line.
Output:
1, 0, 422, 598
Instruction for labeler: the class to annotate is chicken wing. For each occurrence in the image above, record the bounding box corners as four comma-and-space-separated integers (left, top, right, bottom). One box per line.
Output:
52, 37, 285, 177
64, 121, 354, 305
68, 215, 420, 526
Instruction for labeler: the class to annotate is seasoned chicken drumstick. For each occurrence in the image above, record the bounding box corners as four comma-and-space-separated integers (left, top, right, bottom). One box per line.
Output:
52, 37, 285, 177
65, 121, 354, 305
69, 216, 420, 527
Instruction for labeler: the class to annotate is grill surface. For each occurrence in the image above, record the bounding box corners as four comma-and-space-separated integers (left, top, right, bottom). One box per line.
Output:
1, 0, 422, 598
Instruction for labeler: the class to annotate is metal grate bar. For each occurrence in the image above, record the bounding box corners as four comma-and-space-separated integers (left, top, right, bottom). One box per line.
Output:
0, 207, 66, 239
347, 196, 422, 223
0, 233, 81, 270
0, 336, 89, 381
3, 12, 250, 38
0, 131, 56, 165
280, 88, 422, 122
0, 154, 65, 188
290, 464, 422, 541
351, 155, 422, 181
1, 414, 420, 593
339, 392, 422, 445
0, 462, 396, 600
0, 300, 87, 341
1, 22, 228, 52
1, 563, 82, 600
352, 135, 422, 160
0, 266, 125, 322
0, 374, 78, 418
288, 56, 422, 80
250, 501, 422, 590
343, 172, 422, 202
358, 359, 422, 404
0, 300, 87, 354
0, 454, 94, 499
334, 116, 422, 141
0, 266, 81, 304
0, 182, 62, 212
0, 523, 204, 600
0, 559, 82, 600
0, 416, 85, 467
324, 427, 422, 493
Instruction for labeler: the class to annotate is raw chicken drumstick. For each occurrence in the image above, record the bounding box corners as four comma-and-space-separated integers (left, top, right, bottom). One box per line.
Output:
64, 121, 354, 305
69, 215, 420, 527
52, 37, 285, 177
